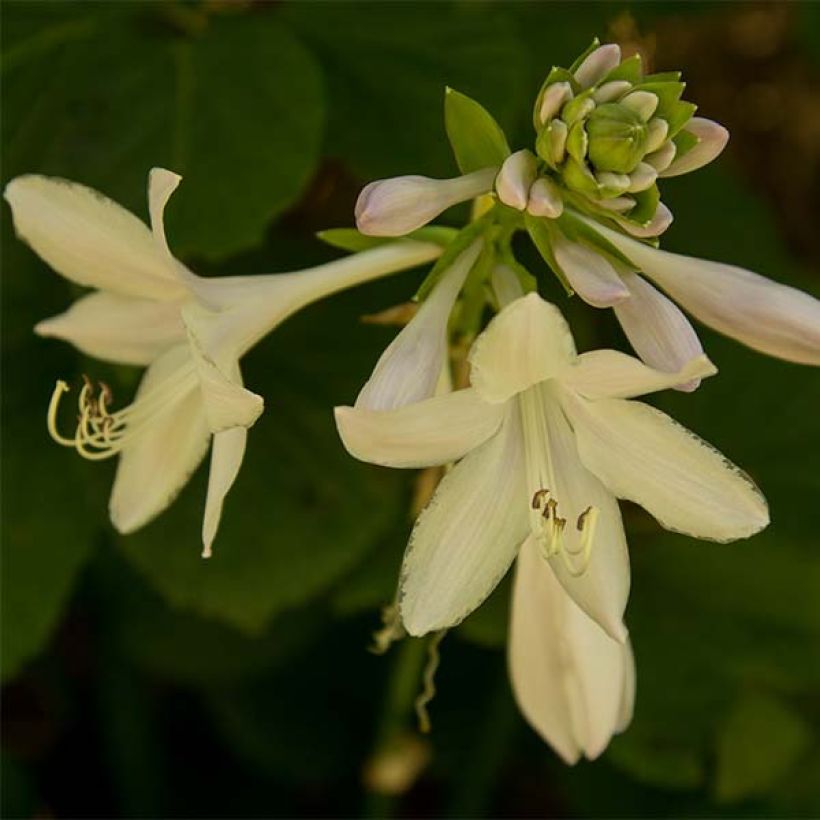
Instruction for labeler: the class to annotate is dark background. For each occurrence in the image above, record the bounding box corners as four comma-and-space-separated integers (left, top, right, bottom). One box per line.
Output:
2, 2, 820, 817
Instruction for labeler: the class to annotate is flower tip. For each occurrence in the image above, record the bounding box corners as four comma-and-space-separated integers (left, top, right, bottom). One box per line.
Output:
574, 43, 622, 88
201, 544, 213, 559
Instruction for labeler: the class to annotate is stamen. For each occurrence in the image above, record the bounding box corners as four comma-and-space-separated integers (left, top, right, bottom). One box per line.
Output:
370, 603, 406, 655
531, 486, 598, 575
415, 631, 445, 734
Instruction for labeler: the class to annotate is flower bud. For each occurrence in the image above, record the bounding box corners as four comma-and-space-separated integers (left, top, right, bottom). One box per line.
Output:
660, 118, 730, 178
620, 91, 659, 121
574, 44, 621, 89
586, 103, 648, 174
566, 121, 589, 165
536, 119, 568, 167
595, 195, 636, 213
527, 177, 564, 219
356, 169, 496, 236
619, 201, 673, 237
495, 150, 538, 211
644, 141, 677, 173
626, 162, 658, 193
593, 80, 632, 104
561, 95, 596, 127
596, 171, 631, 198
538, 81, 573, 125
645, 118, 669, 154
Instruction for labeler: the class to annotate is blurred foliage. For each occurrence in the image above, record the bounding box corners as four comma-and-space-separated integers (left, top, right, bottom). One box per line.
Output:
2, 1, 820, 818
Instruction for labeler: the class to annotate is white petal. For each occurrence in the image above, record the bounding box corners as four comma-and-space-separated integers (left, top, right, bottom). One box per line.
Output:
593, 80, 632, 104
509, 536, 633, 763
616, 638, 637, 732
355, 169, 496, 237
613, 271, 706, 391
523, 385, 630, 640
148, 167, 182, 256
202, 427, 247, 559
110, 345, 210, 534
644, 140, 676, 173
552, 236, 630, 308
4, 174, 188, 300
563, 391, 770, 542
495, 150, 537, 211
335, 387, 503, 469
182, 305, 264, 433
527, 177, 564, 219
356, 241, 481, 411
574, 44, 621, 89
563, 349, 716, 400
399, 408, 528, 636
660, 118, 729, 178
35, 291, 186, 366
469, 294, 577, 404
593, 220, 820, 365
538, 81, 573, 125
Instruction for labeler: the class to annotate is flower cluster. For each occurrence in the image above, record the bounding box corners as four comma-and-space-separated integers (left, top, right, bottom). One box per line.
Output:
5, 37, 820, 767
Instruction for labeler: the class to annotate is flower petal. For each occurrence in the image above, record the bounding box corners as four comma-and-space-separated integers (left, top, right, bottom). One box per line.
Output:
335, 387, 503, 469
182, 305, 264, 433
574, 44, 621, 89
562, 349, 716, 400
563, 390, 770, 542
35, 291, 186, 366
590, 219, 820, 365
495, 149, 538, 211
660, 118, 729, 178
356, 241, 481, 411
469, 294, 576, 404
527, 385, 630, 641
509, 536, 634, 763
553, 236, 630, 308
613, 271, 706, 391
399, 408, 528, 636
202, 427, 247, 559
148, 167, 182, 256
4, 174, 188, 300
109, 345, 210, 534
355, 169, 496, 237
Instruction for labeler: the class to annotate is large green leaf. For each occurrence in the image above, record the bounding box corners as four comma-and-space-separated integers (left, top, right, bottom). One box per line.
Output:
2, 2, 325, 259
282, 1, 530, 178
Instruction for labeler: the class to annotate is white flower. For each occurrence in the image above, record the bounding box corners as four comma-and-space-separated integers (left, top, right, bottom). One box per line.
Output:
335, 293, 769, 639
566, 214, 820, 372
5, 169, 442, 556
509, 535, 634, 763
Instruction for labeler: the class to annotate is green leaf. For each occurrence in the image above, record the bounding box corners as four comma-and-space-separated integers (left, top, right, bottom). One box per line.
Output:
715, 692, 812, 803
283, 2, 529, 178
0, 230, 103, 681
672, 127, 700, 161
602, 53, 643, 85
568, 37, 601, 74
629, 183, 660, 226
317, 226, 458, 254
444, 87, 510, 174
2, 4, 325, 260
666, 101, 698, 139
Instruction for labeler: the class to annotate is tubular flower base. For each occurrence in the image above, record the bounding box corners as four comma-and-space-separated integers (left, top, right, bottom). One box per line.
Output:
5, 170, 442, 556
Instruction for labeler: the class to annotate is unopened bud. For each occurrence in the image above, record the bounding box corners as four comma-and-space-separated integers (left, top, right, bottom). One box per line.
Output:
586, 103, 648, 174
645, 118, 669, 154
621, 90, 659, 121
593, 80, 632, 104
356, 169, 496, 236
537, 118, 568, 167
527, 177, 564, 219
594, 195, 636, 213
573, 44, 622, 89
660, 118, 730, 178
538, 81, 573, 125
566, 121, 589, 165
644, 140, 677, 173
626, 162, 658, 193
563, 157, 600, 197
495, 149, 538, 211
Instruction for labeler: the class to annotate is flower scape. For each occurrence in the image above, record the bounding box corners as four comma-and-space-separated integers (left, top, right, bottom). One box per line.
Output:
6, 39, 820, 765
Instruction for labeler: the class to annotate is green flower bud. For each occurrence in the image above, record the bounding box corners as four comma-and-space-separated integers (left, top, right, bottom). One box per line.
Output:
561, 95, 595, 127
586, 103, 648, 174
562, 157, 599, 197
566, 121, 588, 165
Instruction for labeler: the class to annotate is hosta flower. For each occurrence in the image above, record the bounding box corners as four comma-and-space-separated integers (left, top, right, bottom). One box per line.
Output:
335, 293, 769, 639
510, 535, 634, 763
5, 169, 442, 556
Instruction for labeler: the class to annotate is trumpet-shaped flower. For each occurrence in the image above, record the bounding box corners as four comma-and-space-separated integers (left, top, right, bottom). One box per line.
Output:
510, 535, 634, 763
5, 169, 442, 556
335, 293, 769, 639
